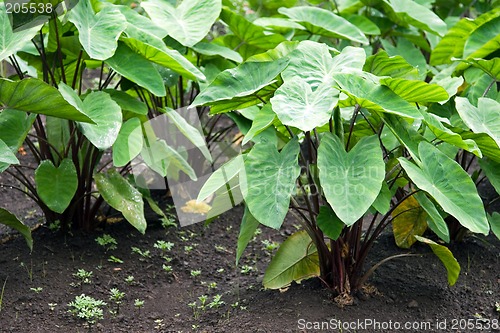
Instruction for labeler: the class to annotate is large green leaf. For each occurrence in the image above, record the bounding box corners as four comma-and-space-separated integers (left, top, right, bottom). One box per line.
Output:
0, 3, 41, 62
384, 0, 447, 36
142, 0, 221, 47
466, 58, 500, 81
379, 78, 449, 103
282, 41, 365, 87
455, 97, 500, 149
35, 159, 78, 214
478, 157, 500, 195
318, 133, 385, 226
123, 38, 205, 82
0, 208, 32, 251
0, 109, 35, 172
141, 139, 197, 180
68, 0, 126, 60
391, 196, 427, 248
380, 113, 424, 162
279, 6, 368, 44
414, 236, 460, 286
59, 84, 122, 150
242, 105, 275, 145
430, 9, 500, 65
192, 42, 243, 63
263, 230, 319, 289
112, 117, 143, 167
191, 58, 288, 113
94, 169, 147, 234
106, 42, 166, 97
163, 108, 212, 162
334, 73, 423, 119
0, 79, 92, 122
364, 51, 419, 79
488, 213, 500, 239
236, 206, 260, 266
398, 142, 489, 235
463, 16, 500, 59
243, 139, 300, 229
270, 80, 337, 132
103, 89, 148, 115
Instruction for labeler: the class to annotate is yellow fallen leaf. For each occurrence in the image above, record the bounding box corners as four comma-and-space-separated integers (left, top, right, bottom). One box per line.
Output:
180, 200, 211, 214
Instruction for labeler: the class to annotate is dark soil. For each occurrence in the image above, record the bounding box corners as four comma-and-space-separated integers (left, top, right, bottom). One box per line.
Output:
1, 155, 499, 332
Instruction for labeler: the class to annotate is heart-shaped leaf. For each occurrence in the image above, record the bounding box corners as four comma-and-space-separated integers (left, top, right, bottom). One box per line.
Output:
95, 169, 146, 234
364, 51, 419, 79
35, 159, 78, 214
142, 0, 221, 47
68, 0, 126, 60
112, 117, 143, 167
263, 230, 319, 289
243, 139, 300, 229
316, 205, 344, 241
271, 80, 337, 132
318, 133, 385, 226
398, 142, 489, 235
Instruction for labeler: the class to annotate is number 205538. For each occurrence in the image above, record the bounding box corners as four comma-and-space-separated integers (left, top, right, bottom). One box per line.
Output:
5, 2, 53, 14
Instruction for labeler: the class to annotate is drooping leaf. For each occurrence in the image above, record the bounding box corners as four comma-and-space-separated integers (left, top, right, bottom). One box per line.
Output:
68, 0, 126, 60
243, 139, 300, 229
466, 58, 500, 81
414, 235, 460, 286
103, 89, 148, 115
318, 133, 385, 226
279, 6, 368, 44
192, 42, 243, 63
0, 208, 32, 251
379, 78, 449, 103
0, 79, 92, 122
236, 206, 260, 266
123, 37, 205, 82
334, 73, 423, 119
35, 159, 78, 214
342, 14, 381, 35
478, 157, 500, 195
363, 51, 419, 79
112, 118, 143, 167
95, 169, 147, 234
0, 3, 41, 62
384, 0, 447, 36
398, 142, 489, 235
270, 80, 337, 132
142, 0, 221, 47
163, 108, 212, 162
455, 97, 500, 149
59, 84, 122, 150
105, 42, 166, 97
316, 205, 344, 241
191, 58, 288, 113
414, 192, 449, 243
197, 155, 244, 202
263, 230, 319, 289
392, 196, 427, 248
463, 16, 500, 60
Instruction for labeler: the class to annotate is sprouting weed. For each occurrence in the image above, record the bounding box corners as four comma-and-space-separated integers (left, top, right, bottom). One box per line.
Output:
73, 269, 93, 284
162, 264, 173, 273
95, 234, 118, 251
154, 240, 174, 252
190, 270, 201, 278
125, 275, 135, 285
131, 247, 151, 259
240, 265, 254, 275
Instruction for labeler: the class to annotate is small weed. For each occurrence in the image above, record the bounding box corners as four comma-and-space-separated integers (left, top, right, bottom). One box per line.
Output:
495, 302, 500, 313
214, 245, 229, 253
216, 268, 224, 273
163, 256, 173, 263
73, 269, 93, 285
0, 278, 6, 313
154, 318, 165, 330
68, 294, 106, 327
190, 270, 201, 278
240, 265, 254, 275
131, 247, 151, 259
208, 294, 225, 309
19, 261, 33, 282
95, 234, 118, 252
125, 275, 135, 285
162, 264, 173, 273
134, 299, 144, 310
48, 303, 57, 311
30, 287, 43, 293
184, 245, 194, 254
154, 240, 174, 252
48, 220, 61, 232
261, 239, 279, 253
108, 256, 124, 264
109, 288, 125, 314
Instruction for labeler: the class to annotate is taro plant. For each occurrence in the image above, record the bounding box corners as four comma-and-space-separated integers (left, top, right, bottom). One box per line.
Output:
194, 2, 499, 299
0, 0, 245, 240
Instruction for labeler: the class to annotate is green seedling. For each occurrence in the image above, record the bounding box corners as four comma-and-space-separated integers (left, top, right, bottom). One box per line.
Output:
95, 234, 118, 252
190, 270, 201, 278
109, 288, 125, 314
162, 264, 173, 273
240, 265, 254, 275
30, 287, 43, 293
48, 303, 57, 311
125, 275, 135, 285
19, 261, 33, 282
184, 245, 194, 254
131, 247, 151, 259
208, 294, 224, 309
108, 256, 124, 264
261, 239, 279, 253
496, 302, 500, 313
154, 240, 174, 252
0, 278, 6, 313
134, 299, 144, 310
68, 294, 106, 327
73, 269, 93, 285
